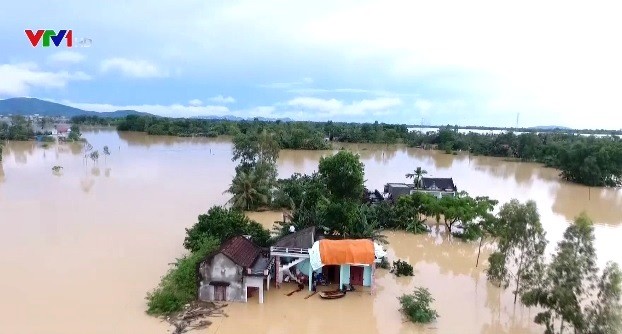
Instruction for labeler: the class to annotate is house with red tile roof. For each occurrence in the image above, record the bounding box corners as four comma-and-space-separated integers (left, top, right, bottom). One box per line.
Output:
198, 235, 272, 304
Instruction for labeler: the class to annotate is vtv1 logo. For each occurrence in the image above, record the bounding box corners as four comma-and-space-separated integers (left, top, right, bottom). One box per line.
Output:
25, 30, 92, 48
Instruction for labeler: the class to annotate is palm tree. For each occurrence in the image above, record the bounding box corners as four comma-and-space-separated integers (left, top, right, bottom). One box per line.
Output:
406, 166, 428, 189
225, 170, 268, 210
103, 146, 110, 164
90, 150, 99, 164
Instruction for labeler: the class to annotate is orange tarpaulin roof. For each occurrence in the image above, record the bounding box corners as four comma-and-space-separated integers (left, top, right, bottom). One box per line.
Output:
319, 239, 375, 266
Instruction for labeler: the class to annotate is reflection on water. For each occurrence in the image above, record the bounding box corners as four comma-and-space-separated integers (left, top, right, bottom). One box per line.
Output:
551, 182, 622, 225
0, 131, 620, 334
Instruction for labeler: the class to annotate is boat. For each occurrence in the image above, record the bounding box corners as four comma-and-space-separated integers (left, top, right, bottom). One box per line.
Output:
319, 290, 345, 299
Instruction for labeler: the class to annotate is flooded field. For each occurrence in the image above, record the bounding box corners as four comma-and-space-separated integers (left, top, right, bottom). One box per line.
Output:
1, 129, 620, 334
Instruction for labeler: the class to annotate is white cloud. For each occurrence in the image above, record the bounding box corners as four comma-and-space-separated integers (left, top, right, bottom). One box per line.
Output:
3, 1, 622, 128
414, 99, 433, 116
47, 51, 86, 64
208, 95, 236, 104
260, 77, 314, 89
188, 99, 203, 106
0, 63, 91, 96
100, 58, 167, 78
285, 96, 402, 117
61, 100, 229, 118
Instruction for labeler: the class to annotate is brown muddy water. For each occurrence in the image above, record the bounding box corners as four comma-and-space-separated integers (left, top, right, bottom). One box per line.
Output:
1, 129, 620, 334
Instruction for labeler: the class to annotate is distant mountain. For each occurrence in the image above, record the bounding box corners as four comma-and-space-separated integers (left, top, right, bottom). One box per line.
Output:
0, 97, 90, 117
104, 109, 154, 118
0, 98, 292, 121
0, 98, 153, 118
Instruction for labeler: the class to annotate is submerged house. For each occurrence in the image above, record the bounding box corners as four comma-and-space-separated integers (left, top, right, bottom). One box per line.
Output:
198, 236, 271, 304
270, 226, 386, 292
384, 177, 458, 200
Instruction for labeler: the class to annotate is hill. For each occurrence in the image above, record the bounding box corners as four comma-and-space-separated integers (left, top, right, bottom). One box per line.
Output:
0, 98, 152, 118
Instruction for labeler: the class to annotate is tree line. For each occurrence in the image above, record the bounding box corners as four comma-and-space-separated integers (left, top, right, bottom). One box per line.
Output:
72, 115, 622, 187
409, 124, 622, 136
409, 127, 622, 187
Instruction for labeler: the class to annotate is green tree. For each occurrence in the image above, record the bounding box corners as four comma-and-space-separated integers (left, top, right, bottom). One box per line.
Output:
183, 206, 271, 252
399, 287, 439, 324
146, 237, 219, 315
318, 150, 365, 201
587, 261, 622, 334
521, 214, 621, 334
486, 199, 547, 304
406, 166, 427, 188
394, 193, 434, 233
68, 124, 81, 141
226, 169, 269, 211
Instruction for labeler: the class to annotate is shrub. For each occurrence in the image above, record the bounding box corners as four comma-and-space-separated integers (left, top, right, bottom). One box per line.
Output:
390, 259, 414, 277
398, 287, 439, 323
377, 257, 390, 269
146, 238, 219, 315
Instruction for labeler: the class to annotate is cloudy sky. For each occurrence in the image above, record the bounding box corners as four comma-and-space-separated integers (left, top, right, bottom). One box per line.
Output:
1, 1, 620, 128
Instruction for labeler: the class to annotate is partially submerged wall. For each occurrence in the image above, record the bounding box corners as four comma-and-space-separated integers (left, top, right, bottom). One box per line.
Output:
198, 253, 244, 302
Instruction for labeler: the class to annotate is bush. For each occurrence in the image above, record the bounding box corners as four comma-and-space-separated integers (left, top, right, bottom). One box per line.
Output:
377, 257, 390, 269
399, 287, 439, 323
184, 206, 271, 252
391, 259, 414, 277
146, 238, 219, 315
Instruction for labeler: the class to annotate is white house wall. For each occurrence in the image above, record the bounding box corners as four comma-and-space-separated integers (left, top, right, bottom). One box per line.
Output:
198, 253, 245, 302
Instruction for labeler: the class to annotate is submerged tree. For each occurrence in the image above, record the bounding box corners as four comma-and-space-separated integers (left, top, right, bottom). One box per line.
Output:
225, 170, 269, 211
229, 129, 279, 207
399, 287, 439, 324
318, 150, 365, 202
90, 150, 99, 164
103, 145, 110, 163
52, 165, 63, 175
521, 214, 622, 334
486, 199, 547, 304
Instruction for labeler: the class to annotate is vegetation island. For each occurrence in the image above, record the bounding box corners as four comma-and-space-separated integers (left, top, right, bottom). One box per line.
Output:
1, 111, 620, 332
137, 123, 621, 333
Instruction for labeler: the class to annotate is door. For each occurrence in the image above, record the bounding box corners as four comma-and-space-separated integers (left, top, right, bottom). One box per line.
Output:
350, 266, 364, 286
214, 285, 226, 301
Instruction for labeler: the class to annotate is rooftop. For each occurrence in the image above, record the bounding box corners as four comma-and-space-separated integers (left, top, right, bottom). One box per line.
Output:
218, 235, 261, 268
421, 177, 457, 191
273, 226, 316, 249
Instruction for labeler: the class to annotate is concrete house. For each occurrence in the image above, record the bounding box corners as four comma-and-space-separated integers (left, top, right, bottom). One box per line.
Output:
270, 227, 386, 292
198, 236, 271, 304
384, 177, 458, 200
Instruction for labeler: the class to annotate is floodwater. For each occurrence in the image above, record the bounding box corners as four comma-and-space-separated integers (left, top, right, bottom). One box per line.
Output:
1, 129, 620, 334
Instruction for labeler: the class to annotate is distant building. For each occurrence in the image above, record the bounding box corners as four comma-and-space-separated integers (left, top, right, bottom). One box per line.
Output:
384, 177, 458, 200
55, 124, 71, 135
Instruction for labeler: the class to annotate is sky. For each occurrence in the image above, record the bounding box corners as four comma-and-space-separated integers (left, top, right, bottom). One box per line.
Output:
1, 0, 621, 129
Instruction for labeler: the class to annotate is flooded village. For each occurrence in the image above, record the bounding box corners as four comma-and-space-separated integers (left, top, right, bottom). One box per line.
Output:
1, 128, 621, 334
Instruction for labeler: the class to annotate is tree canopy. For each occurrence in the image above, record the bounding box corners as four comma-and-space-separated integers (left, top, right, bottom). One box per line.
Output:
521, 214, 622, 334
183, 206, 271, 252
